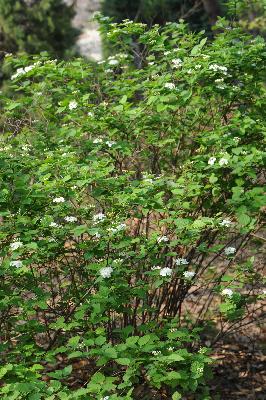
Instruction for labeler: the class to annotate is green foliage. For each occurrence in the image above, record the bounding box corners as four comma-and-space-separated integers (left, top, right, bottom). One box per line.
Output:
0, 0, 78, 57
0, 18, 265, 399
225, 0, 266, 36
101, 0, 209, 31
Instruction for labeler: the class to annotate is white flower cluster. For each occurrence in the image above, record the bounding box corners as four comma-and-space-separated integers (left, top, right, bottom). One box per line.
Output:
164, 82, 176, 90
157, 235, 169, 243
106, 140, 116, 147
108, 223, 126, 234
93, 213, 106, 223
64, 216, 77, 223
215, 77, 226, 89
209, 64, 228, 74
113, 258, 123, 264
219, 219, 232, 227
175, 258, 189, 266
151, 265, 161, 271
224, 246, 236, 255
93, 138, 102, 144
208, 157, 216, 165
10, 241, 23, 251
11, 62, 41, 80
160, 267, 172, 277
10, 260, 22, 268
221, 288, 233, 297
53, 197, 65, 203
99, 266, 113, 278
69, 100, 78, 110
208, 157, 229, 166
151, 350, 161, 356
172, 58, 183, 68
0, 145, 12, 152
49, 222, 62, 228
183, 271, 195, 279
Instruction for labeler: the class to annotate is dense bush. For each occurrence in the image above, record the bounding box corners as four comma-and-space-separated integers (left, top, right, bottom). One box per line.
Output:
0, 18, 265, 399
0, 0, 78, 57
101, 0, 210, 30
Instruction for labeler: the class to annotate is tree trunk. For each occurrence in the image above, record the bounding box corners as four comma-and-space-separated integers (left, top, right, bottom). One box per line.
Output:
202, 0, 221, 24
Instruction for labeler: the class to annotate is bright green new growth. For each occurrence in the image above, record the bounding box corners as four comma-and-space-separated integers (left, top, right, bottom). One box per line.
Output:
0, 18, 265, 399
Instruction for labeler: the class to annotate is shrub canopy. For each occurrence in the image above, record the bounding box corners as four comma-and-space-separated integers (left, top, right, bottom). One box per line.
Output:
0, 18, 265, 399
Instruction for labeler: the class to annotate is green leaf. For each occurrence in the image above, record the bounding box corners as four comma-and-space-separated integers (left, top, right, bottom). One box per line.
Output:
172, 392, 182, 400
0, 364, 13, 379
116, 357, 131, 365
104, 347, 117, 359
209, 174, 218, 184
166, 371, 181, 380
167, 353, 185, 362
138, 335, 151, 346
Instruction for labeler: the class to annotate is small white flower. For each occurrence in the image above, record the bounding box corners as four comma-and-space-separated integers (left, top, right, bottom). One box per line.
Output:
108, 59, 119, 66
11, 67, 25, 80
215, 78, 224, 83
208, 157, 216, 165
10, 241, 23, 251
113, 258, 123, 264
24, 65, 34, 73
168, 347, 174, 351
69, 100, 78, 110
49, 222, 60, 228
157, 235, 169, 243
164, 82, 175, 90
219, 158, 229, 166
64, 216, 77, 223
183, 271, 195, 279
194, 64, 202, 70
99, 266, 113, 278
164, 51, 171, 56
172, 58, 183, 68
53, 197, 65, 203
148, 62, 155, 66
224, 246, 236, 255
160, 267, 172, 277
10, 260, 23, 268
93, 213, 106, 223
116, 223, 126, 230
175, 258, 189, 266
151, 265, 161, 270
220, 219, 232, 227
221, 288, 233, 297
209, 64, 228, 74
87, 112, 94, 117
151, 350, 161, 356
106, 140, 116, 147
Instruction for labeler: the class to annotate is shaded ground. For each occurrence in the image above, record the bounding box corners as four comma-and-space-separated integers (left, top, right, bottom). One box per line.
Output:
210, 331, 265, 399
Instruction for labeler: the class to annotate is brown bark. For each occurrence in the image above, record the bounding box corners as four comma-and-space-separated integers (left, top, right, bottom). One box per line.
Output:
202, 0, 221, 24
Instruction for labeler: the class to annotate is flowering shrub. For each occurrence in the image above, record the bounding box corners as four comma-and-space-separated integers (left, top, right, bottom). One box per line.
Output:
0, 19, 265, 399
